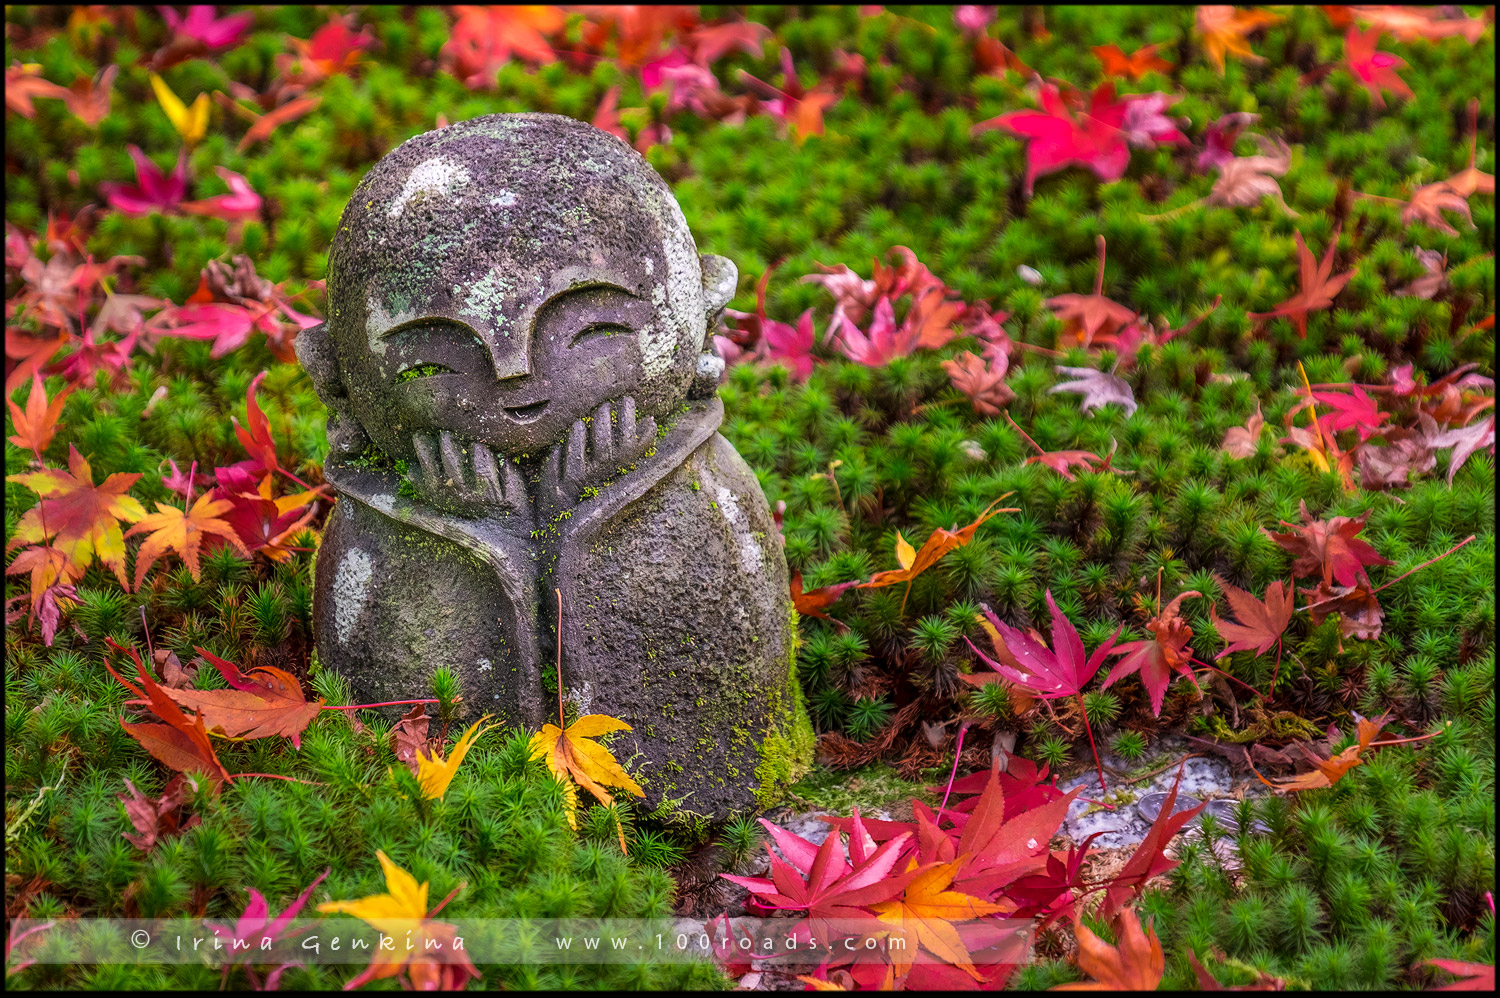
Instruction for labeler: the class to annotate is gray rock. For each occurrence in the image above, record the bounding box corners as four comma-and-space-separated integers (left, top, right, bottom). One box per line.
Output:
298, 114, 812, 821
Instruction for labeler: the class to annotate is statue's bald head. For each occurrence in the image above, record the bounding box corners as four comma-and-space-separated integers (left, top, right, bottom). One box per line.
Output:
315, 113, 736, 461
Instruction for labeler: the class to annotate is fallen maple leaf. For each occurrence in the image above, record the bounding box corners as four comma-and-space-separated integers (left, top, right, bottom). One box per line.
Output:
1395, 247, 1447, 299
1309, 383, 1391, 442
118, 775, 201, 852
1221, 404, 1265, 458
103, 640, 234, 790
1197, 111, 1259, 171
286, 15, 378, 81
860, 497, 1013, 607
871, 859, 1007, 981
317, 850, 480, 991
1357, 429, 1436, 489
1247, 224, 1354, 339
7, 371, 74, 456
1196, 5, 1280, 73
162, 646, 326, 749
1209, 135, 1295, 214
1050, 364, 1138, 417
1252, 713, 1386, 791
1332, 5, 1489, 43
1343, 26, 1412, 108
1400, 182, 1475, 237
412, 716, 498, 801
1103, 590, 1202, 716
99, 145, 188, 217
1446, 99, 1494, 198
389, 704, 431, 773
160, 5, 255, 52
1211, 578, 1293, 662
831, 297, 913, 367
1095, 762, 1204, 918
1298, 580, 1385, 641
971, 82, 1135, 197
1047, 236, 1138, 349
234, 370, 287, 478
1266, 499, 1392, 588
62, 64, 117, 127
969, 590, 1121, 793
149, 72, 210, 145
791, 572, 859, 622
1428, 415, 1495, 485
7, 444, 147, 589
1424, 959, 1497, 992
180, 167, 263, 223
1093, 43, 1173, 79
1053, 906, 1164, 990
943, 351, 1013, 416
222, 93, 320, 152
442, 5, 563, 87
207, 468, 324, 562
5, 62, 70, 118
528, 714, 645, 840
4, 544, 79, 646
207, 866, 330, 990
126, 491, 249, 590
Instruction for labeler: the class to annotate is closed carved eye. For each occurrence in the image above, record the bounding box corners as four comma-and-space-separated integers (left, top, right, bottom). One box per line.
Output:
570, 321, 632, 347
394, 362, 457, 382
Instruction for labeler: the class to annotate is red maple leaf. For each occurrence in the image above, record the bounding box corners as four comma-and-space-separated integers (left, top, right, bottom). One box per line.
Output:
163, 647, 326, 749
1344, 26, 1412, 108
1424, 959, 1497, 992
1248, 224, 1355, 339
1266, 500, 1393, 588
442, 5, 565, 88
103, 639, 234, 791
1210, 577, 1293, 689
943, 350, 1014, 416
286, 15, 377, 81
118, 775, 201, 853
1103, 590, 1202, 716
1095, 763, 1204, 919
972, 82, 1133, 197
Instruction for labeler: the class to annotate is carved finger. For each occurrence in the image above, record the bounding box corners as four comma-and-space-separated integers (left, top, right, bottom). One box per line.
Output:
412, 432, 442, 485
438, 431, 468, 487
564, 419, 588, 484
635, 415, 657, 449
616, 396, 638, 449
471, 442, 504, 501
590, 400, 614, 468
501, 456, 526, 504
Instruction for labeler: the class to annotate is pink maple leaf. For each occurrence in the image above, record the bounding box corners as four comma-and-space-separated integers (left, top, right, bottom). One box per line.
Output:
763, 309, 817, 381
1197, 111, 1259, 172
99, 145, 187, 216
832, 296, 917, 367
1118, 92, 1189, 149
159, 5, 255, 51
180, 167, 262, 222
1311, 384, 1392, 442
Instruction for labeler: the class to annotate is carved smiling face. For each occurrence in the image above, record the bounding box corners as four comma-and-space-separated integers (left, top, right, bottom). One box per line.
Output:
325, 114, 733, 461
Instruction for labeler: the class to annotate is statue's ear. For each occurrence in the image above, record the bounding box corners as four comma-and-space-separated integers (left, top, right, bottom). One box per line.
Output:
295, 321, 370, 461
294, 321, 341, 397
699, 253, 737, 316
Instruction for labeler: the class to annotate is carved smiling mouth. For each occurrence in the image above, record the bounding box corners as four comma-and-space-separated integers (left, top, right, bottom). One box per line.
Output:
504, 400, 550, 423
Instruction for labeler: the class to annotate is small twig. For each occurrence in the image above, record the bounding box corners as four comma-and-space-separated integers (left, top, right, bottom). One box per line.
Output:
1104, 752, 1203, 784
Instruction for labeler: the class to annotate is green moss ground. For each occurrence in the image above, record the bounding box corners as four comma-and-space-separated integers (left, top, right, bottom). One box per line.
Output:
4, 4, 1495, 990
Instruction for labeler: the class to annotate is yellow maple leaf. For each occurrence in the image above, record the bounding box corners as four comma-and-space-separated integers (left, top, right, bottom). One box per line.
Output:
870, 859, 1009, 981
413, 716, 498, 801
528, 714, 644, 846
149, 73, 210, 145
318, 849, 427, 939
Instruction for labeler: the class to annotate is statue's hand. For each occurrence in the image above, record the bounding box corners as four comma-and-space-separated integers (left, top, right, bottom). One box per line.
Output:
409, 429, 528, 518
540, 396, 657, 510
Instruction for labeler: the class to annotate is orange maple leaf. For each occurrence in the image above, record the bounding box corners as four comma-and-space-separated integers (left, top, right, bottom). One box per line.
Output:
1252, 713, 1387, 791
871, 859, 1009, 981
859, 497, 1015, 611
1093, 43, 1173, 79
6, 371, 74, 455
7, 444, 147, 590
125, 491, 250, 590
442, 5, 564, 87
1196, 6, 1281, 73
155, 647, 326, 749
103, 640, 234, 791
1053, 907, 1165, 990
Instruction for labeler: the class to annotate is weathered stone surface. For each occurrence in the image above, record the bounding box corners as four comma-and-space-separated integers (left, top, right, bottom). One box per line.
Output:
298, 113, 811, 820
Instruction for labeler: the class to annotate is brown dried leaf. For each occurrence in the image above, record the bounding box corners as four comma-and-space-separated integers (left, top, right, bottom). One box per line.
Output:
390, 704, 431, 775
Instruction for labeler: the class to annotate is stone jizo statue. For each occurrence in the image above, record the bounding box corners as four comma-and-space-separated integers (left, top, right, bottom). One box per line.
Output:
297, 113, 811, 820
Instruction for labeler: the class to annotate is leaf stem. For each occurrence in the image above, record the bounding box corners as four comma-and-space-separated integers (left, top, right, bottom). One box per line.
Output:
1370, 535, 1476, 595
1076, 692, 1111, 806
556, 588, 565, 729
936, 722, 971, 823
